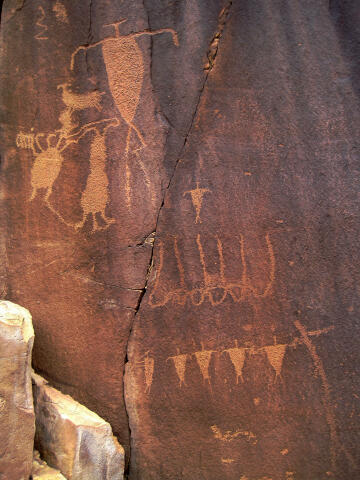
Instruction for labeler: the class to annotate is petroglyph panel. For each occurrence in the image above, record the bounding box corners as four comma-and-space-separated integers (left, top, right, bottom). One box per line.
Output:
148, 233, 276, 308
3, 1, 185, 466
71, 21, 178, 209
144, 326, 334, 391
183, 182, 211, 223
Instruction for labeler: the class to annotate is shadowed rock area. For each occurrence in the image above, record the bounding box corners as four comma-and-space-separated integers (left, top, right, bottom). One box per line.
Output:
32, 451, 66, 480
0, 1, 359, 479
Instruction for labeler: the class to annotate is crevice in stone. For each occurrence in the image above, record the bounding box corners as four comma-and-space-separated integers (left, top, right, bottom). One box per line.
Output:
87, 0, 93, 43
122, 2, 234, 476
205, 1, 233, 71
84, 0, 93, 77
15, 0, 26, 12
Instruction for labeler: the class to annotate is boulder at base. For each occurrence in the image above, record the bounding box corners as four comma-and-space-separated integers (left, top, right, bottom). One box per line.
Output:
32, 373, 124, 480
0, 300, 35, 480
32, 451, 67, 480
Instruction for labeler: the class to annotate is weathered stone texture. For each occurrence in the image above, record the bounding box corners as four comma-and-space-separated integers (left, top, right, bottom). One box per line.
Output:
1, 0, 360, 479
32, 373, 124, 480
32, 451, 67, 480
0, 300, 35, 480
0, 0, 215, 460
125, 1, 360, 479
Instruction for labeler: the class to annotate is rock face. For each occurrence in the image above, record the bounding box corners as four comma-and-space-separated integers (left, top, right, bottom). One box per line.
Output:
1, 1, 360, 479
0, 300, 35, 480
32, 451, 67, 480
125, 1, 360, 480
32, 373, 124, 480
0, 0, 213, 459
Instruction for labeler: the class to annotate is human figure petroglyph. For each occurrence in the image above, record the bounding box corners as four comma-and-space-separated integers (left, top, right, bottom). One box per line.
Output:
70, 19, 179, 208
16, 117, 118, 231
148, 233, 276, 308
183, 182, 211, 224
35, 6, 48, 40
74, 120, 119, 232
194, 345, 215, 384
138, 351, 155, 393
222, 340, 246, 384
167, 349, 188, 387
161, 326, 334, 390
263, 342, 287, 381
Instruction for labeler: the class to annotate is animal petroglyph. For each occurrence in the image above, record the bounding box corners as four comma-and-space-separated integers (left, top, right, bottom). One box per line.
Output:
57, 83, 104, 113
70, 20, 179, 208
148, 233, 276, 308
183, 182, 211, 223
211, 425, 257, 445
35, 6, 48, 40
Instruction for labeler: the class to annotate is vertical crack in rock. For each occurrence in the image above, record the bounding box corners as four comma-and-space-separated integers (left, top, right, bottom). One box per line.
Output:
123, 2, 233, 475
88, 0, 93, 43
205, 1, 232, 71
84, 0, 93, 77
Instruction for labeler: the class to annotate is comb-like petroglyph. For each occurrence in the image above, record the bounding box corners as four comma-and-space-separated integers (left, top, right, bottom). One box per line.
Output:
148, 233, 276, 308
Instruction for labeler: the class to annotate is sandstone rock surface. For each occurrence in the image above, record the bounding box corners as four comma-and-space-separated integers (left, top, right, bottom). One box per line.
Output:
0, 300, 35, 480
125, 1, 360, 479
0, 0, 209, 459
1, 0, 360, 479
32, 451, 67, 480
32, 373, 124, 480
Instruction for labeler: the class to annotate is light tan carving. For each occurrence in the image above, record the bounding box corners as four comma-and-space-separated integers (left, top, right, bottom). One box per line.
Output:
35, 6, 48, 40
183, 182, 211, 223
75, 121, 118, 232
57, 83, 104, 113
143, 351, 155, 393
53, 0, 69, 23
0, 397, 6, 414
263, 343, 286, 380
149, 233, 276, 308
16, 132, 35, 151
164, 326, 334, 389
223, 340, 246, 383
70, 20, 178, 208
16, 116, 118, 232
167, 350, 188, 387
194, 346, 215, 384
211, 425, 257, 445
